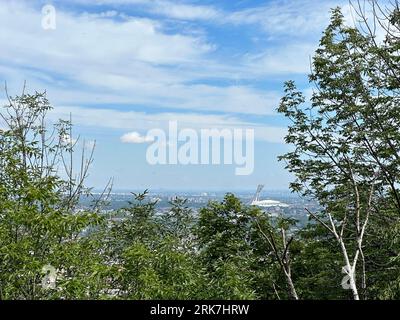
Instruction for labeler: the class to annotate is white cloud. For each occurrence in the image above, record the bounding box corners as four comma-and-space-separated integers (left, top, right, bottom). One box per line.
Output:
121, 131, 154, 144
75, 0, 221, 21
0, 1, 285, 116
226, 0, 348, 36
49, 105, 286, 144
3, 3, 211, 65
77, 0, 348, 32
149, 1, 220, 20
1, 0, 361, 139
245, 43, 317, 75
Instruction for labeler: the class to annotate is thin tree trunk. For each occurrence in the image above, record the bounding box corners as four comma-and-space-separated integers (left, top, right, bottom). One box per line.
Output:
349, 271, 359, 300
284, 269, 299, 300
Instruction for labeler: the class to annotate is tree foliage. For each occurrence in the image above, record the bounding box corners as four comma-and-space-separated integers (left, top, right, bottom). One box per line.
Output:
2, 1, 400, 300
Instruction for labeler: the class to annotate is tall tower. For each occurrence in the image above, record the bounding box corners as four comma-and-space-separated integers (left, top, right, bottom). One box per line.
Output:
251, 184, 264, 204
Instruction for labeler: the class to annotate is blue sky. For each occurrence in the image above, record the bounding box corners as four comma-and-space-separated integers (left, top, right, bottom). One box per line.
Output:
0, 0, 351, 191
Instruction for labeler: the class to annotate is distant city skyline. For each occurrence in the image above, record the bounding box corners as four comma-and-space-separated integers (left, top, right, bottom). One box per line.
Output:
1, 0, 353, 190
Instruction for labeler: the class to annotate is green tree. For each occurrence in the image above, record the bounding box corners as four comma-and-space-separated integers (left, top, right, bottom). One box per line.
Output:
278, 5, 400, 299
252, 213, 299, 299
0, 87, 105, 299
197, 194, 259, 299
105, 191, 209, 299
161, 197, 196, 252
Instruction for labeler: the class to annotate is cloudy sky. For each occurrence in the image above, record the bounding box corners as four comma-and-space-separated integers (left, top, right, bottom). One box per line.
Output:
0, 0, 353, 191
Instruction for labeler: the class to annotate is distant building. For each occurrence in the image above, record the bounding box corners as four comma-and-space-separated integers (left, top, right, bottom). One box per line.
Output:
251, 185, 289, 208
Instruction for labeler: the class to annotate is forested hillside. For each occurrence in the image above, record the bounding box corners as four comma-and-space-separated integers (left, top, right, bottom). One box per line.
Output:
1, 2, 400, 300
